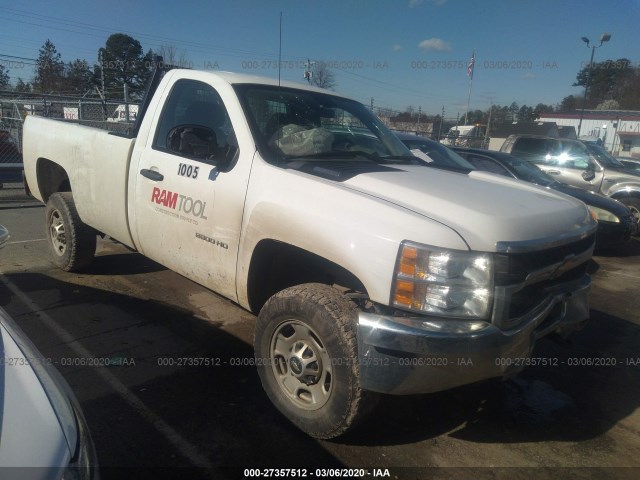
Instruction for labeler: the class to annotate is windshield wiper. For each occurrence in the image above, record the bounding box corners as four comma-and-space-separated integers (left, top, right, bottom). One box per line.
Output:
283, 150, 385, 162
378, 155, 423, 164
282, 151, 424, 166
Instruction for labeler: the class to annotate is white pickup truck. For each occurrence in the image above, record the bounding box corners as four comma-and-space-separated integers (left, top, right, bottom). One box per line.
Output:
23, 64, 597, 439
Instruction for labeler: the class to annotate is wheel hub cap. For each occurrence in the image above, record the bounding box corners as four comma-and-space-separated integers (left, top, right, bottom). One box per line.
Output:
270, 320, 332, 410
49, 210, 66, 256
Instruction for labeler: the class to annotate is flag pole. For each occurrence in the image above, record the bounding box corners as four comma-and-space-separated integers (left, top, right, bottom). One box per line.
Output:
464, 49, 475, 125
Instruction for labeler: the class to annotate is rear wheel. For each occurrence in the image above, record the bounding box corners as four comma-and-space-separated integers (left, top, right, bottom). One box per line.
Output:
45, 192, 96, 271
254, 283, 377, 439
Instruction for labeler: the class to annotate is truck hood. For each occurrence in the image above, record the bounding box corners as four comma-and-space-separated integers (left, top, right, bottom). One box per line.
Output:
341, 165, 593, 252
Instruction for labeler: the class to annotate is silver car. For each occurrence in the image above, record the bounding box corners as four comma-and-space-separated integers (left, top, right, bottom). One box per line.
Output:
500, 135, 640, 220
0, 224, 98, 480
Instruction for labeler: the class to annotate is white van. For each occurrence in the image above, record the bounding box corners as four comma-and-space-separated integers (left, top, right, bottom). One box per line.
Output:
107, 104, 139, 123
441, 124, 486, 147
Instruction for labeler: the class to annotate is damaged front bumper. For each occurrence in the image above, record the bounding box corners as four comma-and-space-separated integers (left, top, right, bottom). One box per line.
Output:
357, 274, 590, 395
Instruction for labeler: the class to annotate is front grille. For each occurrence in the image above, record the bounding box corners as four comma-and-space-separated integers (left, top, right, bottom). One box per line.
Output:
493, 233, 595, 326
507, 261, 589, 318
495, 233, 595, 286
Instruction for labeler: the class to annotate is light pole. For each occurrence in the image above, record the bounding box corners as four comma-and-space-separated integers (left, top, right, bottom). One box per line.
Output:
577, 33, 611, 137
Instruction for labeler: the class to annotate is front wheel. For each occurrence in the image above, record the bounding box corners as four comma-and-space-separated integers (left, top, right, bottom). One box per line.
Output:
254, 283, 376, 439
45, 192, 96, 271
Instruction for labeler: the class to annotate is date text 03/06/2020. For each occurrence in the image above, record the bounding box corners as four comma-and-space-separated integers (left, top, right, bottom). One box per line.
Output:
243, 468, 391, 478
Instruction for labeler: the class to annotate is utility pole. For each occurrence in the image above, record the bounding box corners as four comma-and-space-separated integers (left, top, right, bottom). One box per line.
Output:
416, 106, 421, 134
98, 49, 105, 98
98, 49, 107, 120
577, 33, 611, 137
437, 106, 444, 141
124, 83, 130, 123
484, 103, 493, 149
370, 97, 374, 112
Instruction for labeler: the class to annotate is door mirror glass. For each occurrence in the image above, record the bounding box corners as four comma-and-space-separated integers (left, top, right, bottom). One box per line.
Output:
582, 169, 596, 181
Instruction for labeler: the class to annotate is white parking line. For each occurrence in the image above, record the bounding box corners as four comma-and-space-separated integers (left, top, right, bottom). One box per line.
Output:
0, 275, 215, 472
7, 239, 47, 245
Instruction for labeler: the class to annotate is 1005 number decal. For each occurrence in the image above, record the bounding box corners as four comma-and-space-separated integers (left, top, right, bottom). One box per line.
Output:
178, 163, 199, 179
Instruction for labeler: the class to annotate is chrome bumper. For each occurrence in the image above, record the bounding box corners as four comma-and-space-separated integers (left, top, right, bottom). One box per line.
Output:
357, 275, 590, 395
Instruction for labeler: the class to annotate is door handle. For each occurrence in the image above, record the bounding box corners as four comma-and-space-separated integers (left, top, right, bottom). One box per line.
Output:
546, 170, 561, 175
140, 169, 164, 181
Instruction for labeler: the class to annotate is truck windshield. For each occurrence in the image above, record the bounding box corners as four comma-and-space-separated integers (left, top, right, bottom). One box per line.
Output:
584, 143, 625, 168
234, 84, 413, 165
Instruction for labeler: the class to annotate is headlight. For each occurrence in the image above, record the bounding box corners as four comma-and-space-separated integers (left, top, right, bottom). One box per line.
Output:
391, 242, 493, 318
588, 206, 620, 223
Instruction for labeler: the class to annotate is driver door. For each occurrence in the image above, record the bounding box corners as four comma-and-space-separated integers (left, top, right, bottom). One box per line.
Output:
535, 144, 604, 193
131, 78, 246, 301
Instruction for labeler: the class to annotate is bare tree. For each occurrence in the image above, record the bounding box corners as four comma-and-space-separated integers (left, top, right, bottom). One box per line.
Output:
311, 61, 336, 90
156, 45, 191, 68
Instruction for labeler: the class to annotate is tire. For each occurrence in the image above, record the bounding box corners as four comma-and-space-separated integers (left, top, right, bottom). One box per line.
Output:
254, 283, 377, 439
619, 197, 640, 236
45, 192, 96, 271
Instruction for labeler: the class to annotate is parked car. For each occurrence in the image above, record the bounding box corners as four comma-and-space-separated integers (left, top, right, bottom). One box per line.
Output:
0, 130, 22, 163
583, 143, 640, 178
453, 147, 637, 250
500, 134, 640, 220
618, 157, 640, 173
0, 225, 99, 479
0, 224, 7, 248
395, 131, 475, 171
0, 130, 23, 187
439, 124, 487, 147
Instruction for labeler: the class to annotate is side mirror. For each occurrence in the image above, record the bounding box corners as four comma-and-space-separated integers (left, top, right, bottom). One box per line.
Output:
166, 125, 217, 159
582, 168, 596, 182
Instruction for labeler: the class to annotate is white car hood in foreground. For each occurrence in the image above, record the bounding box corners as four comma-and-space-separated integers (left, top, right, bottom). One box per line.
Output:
0, 320, 71, 471
342, 165, 593, 251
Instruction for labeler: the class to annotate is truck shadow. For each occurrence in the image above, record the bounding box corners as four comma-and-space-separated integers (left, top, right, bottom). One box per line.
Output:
595, 236, 640, 258
1, 272, 343, 478
340, 307, 640, 447
88, 252, 168, 275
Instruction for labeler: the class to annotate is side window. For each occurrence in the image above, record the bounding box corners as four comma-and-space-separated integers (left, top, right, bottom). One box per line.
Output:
465, 155, 511, 177
153, 79, 238, 167
550, 142, 591, 171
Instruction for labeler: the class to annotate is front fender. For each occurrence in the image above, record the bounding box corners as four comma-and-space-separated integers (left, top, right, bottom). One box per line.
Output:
235, 158, 468, 309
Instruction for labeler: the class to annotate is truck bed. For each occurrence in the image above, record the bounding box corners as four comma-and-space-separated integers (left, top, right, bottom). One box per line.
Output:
22, 116, 137, 248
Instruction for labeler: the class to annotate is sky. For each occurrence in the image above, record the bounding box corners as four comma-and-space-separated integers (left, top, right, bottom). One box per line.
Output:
1, 0, 639, 118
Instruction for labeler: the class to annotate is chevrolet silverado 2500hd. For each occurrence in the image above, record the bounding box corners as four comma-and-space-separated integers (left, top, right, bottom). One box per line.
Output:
23, 65, 597, 439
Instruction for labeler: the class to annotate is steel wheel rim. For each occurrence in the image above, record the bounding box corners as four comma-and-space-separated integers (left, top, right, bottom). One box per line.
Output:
269, 319, 333, 411
49, 209, 66, 256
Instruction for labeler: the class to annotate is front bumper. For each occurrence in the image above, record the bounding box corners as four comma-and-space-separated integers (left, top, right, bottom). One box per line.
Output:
357, 274, 590, 395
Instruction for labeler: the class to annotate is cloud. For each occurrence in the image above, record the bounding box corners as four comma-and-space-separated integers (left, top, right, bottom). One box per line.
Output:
418, 38, 452, 52
392, 44, 403, 52
522, 72, 536, 80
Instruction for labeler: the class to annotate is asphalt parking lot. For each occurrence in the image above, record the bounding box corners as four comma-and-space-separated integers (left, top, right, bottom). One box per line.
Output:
1, 187, 639, 480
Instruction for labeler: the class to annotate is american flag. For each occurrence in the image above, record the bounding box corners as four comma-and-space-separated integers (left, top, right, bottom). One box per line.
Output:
467, 51, 475, 79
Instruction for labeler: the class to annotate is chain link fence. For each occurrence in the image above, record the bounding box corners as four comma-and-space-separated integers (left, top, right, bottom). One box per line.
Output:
0, 93, 139, 190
